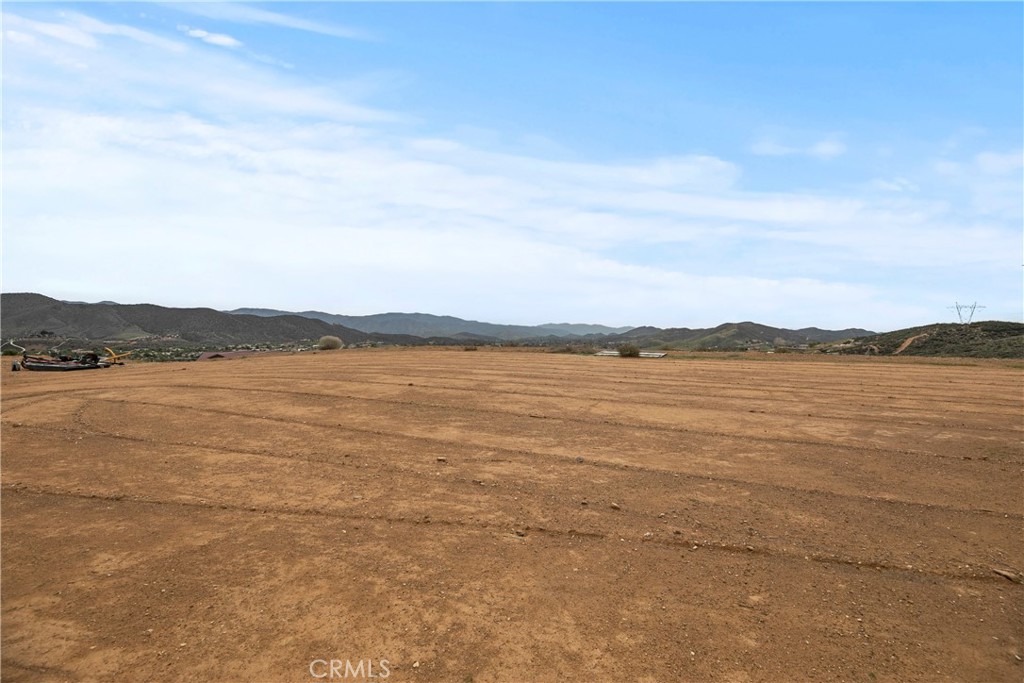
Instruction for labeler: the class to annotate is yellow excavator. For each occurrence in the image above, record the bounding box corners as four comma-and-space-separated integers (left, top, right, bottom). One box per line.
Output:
102, 348, 132, 365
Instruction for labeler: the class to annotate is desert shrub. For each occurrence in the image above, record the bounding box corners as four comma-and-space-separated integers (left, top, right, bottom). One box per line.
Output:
550, 344, 594, 354
617, 343, 641, 358
463, 346, 478, 351
317, 335, 343, 350
552, 344, 598, 356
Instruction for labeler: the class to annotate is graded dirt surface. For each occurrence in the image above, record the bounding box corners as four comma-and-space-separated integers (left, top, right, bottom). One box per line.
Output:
2, 348, 1021, 682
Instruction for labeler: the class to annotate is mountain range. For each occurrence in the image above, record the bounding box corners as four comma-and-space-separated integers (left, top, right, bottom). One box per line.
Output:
227, 308, 873, 349
604, 321, 872, 349
0, 293, 414, 347
228, 308, 633, 341
3, 292, 877, 351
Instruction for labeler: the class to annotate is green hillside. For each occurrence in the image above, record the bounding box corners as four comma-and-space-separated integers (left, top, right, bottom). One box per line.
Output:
608, 321, 873, 351
829, 321, 1023, 358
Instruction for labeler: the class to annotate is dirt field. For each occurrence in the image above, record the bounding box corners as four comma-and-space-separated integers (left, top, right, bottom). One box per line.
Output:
2, 347, 1021, 682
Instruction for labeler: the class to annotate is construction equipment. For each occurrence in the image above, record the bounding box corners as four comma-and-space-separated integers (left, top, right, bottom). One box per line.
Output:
102, 347, 132, 365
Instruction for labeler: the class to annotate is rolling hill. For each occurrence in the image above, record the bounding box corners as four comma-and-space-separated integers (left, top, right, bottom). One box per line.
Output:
0, 293, 416, 347
1, 294, 876, 351
7, 292, 1014, 358
604, 321, 874, 350
228, 308, 632, 340
825, 321, 1024, 358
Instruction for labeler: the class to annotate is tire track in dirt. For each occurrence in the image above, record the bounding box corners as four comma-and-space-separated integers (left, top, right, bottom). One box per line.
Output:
8, 417, 1019, 520
11, 415, 1018, 583
179, 374, 1024, 425
0, 659, 80, 681
73, 389, 1011, 463
5, 349, 1021, 682
291, 371, 1024, 412
7, 364, 1021, 411
9, 377, 1019, 519
6, 483, 1020, 587
342, 357, 1024, 394
67, 393, 988, 474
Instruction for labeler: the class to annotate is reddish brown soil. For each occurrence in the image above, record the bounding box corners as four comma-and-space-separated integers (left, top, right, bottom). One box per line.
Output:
2, 348, 1022, 682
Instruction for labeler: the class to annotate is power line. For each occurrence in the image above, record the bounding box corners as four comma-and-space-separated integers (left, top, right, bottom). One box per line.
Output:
948, 301, 985, 325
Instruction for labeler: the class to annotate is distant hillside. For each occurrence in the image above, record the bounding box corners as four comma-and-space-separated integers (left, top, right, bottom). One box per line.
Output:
5, 293, 933, 355
606, 321, 874, 350
827, 321, 1024, 358
0, 293, 415, 347
228, 308, 631, 340
536, 322, 634, 336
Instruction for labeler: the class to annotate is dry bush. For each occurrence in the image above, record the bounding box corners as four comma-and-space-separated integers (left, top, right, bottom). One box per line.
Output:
317, 335, 343, 350
617, 343, 641, 358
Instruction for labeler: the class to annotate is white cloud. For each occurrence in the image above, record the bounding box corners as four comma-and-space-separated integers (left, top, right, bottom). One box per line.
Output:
67, 12, 186, 52
5, 29, 37, 45
177, 25, 243, 49
751, 135, 847, 159
931, 150, 1023, 220
749, 139, 791, 157
869, 177, 919, 193
975, 150, 1023, 175
6, 104, 1016, 328
167, 3, 372, 41
2, 13, 97, 48
808, 138, 847, 159
2, 11, 187, 53
4, 18, 396, 123
2, 8, 1020, 330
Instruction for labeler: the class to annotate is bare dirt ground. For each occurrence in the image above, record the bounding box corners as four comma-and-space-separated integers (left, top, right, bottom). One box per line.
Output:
2, 347, 1021, 682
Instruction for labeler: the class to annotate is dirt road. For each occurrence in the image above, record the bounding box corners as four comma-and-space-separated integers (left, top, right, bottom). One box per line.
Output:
2, 348, 1021, 681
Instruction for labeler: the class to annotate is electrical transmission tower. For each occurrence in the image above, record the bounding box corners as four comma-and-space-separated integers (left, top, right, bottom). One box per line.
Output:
948, 301, 985, 325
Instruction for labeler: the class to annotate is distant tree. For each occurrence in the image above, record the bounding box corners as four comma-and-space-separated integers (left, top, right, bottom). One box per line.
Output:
617, 343, 641, 358
317, 335, 343, 350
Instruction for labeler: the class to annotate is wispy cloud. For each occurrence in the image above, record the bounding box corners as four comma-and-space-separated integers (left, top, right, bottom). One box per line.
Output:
68, 12, 186, 52
2, 11, 187, 52
7, 98, 1014, 325
3, 12, 98, 48
807, 138, 847, 159
974, 150, 1023, 176
4, 12, 396, 123
751, 136, 847, 159
869, 177, 919, 193
166, 2, 373, 41
931, 149, 1024, 220
177, 24, 242, 49
2, 7, 1020, 329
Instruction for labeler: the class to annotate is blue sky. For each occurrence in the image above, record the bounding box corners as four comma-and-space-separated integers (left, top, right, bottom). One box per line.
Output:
3, 2, 1021, 331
